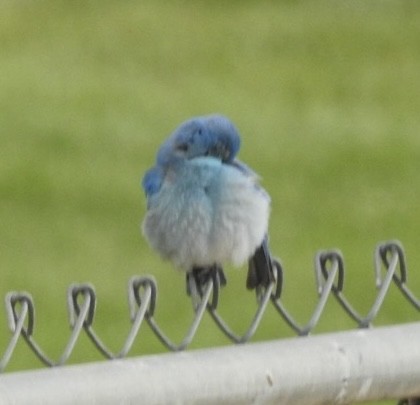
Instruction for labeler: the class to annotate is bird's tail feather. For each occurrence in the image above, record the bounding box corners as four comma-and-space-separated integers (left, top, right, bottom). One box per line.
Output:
246, 236, 275, 291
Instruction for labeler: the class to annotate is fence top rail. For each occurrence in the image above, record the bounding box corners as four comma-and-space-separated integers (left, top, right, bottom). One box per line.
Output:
1, 322, 420, 405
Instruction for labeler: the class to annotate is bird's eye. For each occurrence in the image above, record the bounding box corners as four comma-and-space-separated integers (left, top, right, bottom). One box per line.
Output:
176, 143, 189, 152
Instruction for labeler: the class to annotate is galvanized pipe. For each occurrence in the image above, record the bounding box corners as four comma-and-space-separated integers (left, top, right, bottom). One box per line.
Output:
0, 322, 419, 404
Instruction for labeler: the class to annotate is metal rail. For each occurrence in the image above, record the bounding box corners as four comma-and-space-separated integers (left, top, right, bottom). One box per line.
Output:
1, 322, 420, 404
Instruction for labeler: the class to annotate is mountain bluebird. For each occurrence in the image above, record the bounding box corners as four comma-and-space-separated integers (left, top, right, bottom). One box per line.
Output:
142, 114, 274, 297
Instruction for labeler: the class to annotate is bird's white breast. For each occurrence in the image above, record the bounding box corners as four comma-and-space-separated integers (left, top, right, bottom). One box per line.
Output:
142, 157, 270, 271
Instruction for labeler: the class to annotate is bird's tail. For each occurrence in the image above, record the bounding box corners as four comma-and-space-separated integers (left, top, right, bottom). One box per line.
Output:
246, 236, 275, 291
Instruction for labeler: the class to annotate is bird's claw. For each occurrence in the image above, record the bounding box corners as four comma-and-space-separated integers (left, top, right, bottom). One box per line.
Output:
186, 265, 226, 311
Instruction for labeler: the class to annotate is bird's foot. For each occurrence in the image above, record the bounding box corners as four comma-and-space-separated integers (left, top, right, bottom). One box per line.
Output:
186, 265, 226, 311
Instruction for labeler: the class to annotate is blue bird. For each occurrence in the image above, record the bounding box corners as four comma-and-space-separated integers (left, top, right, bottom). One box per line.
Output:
141, 114, 274, 298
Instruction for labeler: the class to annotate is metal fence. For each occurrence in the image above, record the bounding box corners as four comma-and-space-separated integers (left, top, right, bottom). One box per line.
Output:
1, 240, 420, 404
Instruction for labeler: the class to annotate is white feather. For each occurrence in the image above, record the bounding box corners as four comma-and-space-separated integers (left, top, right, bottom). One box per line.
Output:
142, 157, 270, 271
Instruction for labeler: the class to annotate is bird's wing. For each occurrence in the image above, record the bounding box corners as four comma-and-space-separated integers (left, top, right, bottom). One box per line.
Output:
230, 159, 259, 178
142, 166, 164, 208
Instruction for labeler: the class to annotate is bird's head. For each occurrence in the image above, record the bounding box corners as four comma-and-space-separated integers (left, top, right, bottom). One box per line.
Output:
156, 117, 209, 165
205, 114, 241, 163
156, 114, 241, 166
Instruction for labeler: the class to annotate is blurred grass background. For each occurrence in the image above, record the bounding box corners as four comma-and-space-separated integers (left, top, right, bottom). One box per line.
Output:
1, 0, 420, 402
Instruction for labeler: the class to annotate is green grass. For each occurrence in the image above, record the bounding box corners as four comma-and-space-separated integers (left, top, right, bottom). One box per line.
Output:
1, 0, 420, 403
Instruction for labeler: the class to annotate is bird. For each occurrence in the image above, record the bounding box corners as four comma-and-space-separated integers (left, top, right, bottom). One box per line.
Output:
141, 114, 275, 301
